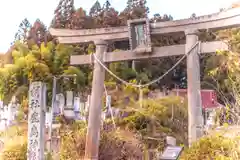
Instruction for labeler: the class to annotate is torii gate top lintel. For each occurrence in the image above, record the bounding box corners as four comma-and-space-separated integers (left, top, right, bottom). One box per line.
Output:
49, 7, 240, 44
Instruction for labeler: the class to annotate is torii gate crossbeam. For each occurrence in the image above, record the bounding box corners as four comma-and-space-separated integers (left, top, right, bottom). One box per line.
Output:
50, 8, 240, 43
70, 41, 227, 65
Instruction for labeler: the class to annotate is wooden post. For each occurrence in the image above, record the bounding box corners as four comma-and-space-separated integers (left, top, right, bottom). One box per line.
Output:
185, 29, 204, 146
85, 40, 107, 159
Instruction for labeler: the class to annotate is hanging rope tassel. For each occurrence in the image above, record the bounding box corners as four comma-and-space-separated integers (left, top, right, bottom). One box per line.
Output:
107, 95, 116, 129
104, 84, 116, 129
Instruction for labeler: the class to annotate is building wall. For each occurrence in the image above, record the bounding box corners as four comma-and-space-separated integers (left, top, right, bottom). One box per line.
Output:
171, 89, 219, 109
149, 89, 219, 109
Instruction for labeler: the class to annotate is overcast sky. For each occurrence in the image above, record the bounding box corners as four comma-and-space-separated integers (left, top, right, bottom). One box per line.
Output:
0, 0, 237, 53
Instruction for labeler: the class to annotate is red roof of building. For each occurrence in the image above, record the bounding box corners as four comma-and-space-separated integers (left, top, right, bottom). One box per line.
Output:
172, 89, 219, 109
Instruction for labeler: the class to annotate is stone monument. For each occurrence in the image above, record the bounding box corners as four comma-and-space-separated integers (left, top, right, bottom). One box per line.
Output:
64, 91, 75, 119
80, 102, 85, 121
56, 93, 65, 115
85, 95, 91, 113
27, 82, 46, 160
0, 106, 5, 131
84, 95, 91, 121
166, 136, 177, 146
66, 91, 73, 107
73, 97, 81, 120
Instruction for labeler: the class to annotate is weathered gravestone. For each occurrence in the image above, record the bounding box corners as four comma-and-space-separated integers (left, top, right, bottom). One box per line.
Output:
2, 106, 8, 130
7, 103, 14, 126
66, 91, 73, 106
74, 97, 81, 120
27, 82, 46, 160
85, 95, 91, 113
106, 95, 111, 113
80, 102, 85, 121
166, 136, 177, 146
56, 93, 65, 115
83, 95, 91, 121
53, 100, 60, 116
9, 96, 20, 123
101, 95, 111, 121
64, 91, 75, 119
0, 105, 5, 131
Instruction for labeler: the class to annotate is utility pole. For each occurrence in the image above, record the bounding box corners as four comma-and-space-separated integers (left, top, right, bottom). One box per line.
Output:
85, 40, 107, 159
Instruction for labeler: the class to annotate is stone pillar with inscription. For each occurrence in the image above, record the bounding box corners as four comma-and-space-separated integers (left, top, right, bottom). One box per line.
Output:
27, 82, 46, 160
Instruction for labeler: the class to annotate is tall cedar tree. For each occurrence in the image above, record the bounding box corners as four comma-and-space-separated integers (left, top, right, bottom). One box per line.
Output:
28, 19, 47, 46
121, 0, 149, 20
51, 0, 75, 28
14, 18, 32, 44
102, 0, 111, 11
89, 1, 102, 17
101, 0, 120, 27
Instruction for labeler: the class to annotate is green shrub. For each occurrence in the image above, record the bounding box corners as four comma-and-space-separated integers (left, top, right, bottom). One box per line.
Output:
59, 122, 143, 160
114, 96, 188, 158
0, 123, 27, 160
2, 142, 27, 160
16, 111, 25, 122
118, 96, 188, 143
181, 134, 240, 160
0, 123, 27, 137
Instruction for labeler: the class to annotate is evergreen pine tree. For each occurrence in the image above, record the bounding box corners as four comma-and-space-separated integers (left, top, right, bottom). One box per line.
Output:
14, 18, 32, 44
135, 0, 149, 17
102, 0, 111, 11
126, 0, 133, 10
89, 1, 102, 17
102, 0, 120, 27
29, 19, 47, 46
51, 0, 75, 28
122, 0, 148, 19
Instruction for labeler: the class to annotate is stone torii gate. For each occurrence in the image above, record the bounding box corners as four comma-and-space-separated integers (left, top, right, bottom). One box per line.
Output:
50, 8, 240, 159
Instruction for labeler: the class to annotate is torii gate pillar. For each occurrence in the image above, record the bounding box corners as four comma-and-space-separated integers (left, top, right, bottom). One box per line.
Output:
85, 40, 107, 159
186, 29, 204, 146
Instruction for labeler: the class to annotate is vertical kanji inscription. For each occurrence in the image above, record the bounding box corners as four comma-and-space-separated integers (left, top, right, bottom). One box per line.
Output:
27, 82, 46, 160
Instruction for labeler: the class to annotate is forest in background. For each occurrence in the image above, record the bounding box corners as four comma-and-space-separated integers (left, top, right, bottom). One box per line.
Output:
1, 0, 239, 107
